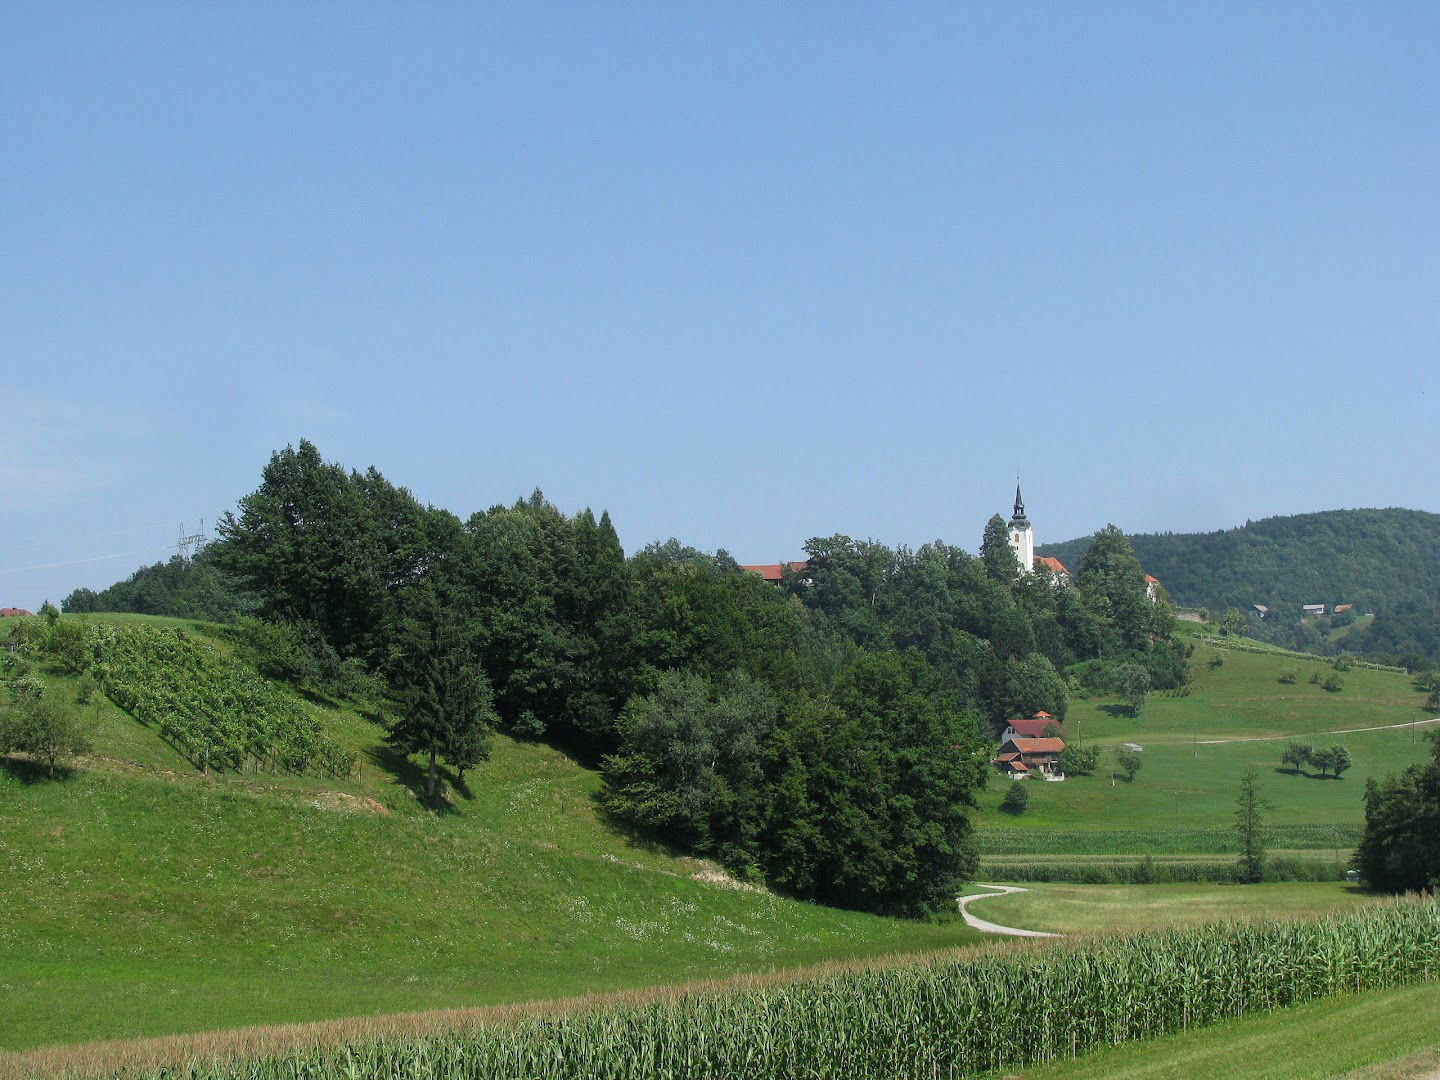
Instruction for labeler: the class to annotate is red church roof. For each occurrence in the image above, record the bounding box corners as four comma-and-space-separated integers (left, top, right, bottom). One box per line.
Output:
1035, 555, 1069, 575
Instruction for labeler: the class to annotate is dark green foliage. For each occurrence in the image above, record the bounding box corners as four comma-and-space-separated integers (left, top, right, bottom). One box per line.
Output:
1355, 732, 1440, 892
980, 514, 1019, 582
1323, 673, 1344, 693
384, 589, 496, 800
1058, 743, 1101, 775
1114, 662, 1151, 716
214, 440, 460, 666
1281, 742, 1312, 773
62, 548, 252, 623
602, 670, 776, 871
999, 781, 1029, 815
1235, 770, 1270, 884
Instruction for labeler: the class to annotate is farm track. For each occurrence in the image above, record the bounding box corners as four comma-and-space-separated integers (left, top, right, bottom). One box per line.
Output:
1197, 716, 1440, 745
955, 884, 1060, 938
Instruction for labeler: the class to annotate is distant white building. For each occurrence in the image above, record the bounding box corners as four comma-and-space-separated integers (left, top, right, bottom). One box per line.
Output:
1006, 486, 1071, 584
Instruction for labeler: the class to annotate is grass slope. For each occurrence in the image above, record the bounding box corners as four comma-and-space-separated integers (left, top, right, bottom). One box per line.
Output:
0, 616, 980, 1051
973, 628, 1434, 851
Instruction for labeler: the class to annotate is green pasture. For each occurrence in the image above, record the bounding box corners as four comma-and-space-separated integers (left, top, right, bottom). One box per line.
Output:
970, 881, 1382, 935
1016, 981, 1440, 1079
0, 738, 980, 1051
974, 634, 1433, 844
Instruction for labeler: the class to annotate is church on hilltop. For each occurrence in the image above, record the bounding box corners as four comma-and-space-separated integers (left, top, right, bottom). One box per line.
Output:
1007, 485, 1071, 583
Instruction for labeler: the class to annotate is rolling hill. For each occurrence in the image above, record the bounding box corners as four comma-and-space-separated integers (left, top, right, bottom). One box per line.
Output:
0, 614, 980, 1051
1039, 508, 1440, 661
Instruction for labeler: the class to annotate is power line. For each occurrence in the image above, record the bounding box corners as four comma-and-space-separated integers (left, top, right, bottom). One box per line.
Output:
0, 547, 167, 576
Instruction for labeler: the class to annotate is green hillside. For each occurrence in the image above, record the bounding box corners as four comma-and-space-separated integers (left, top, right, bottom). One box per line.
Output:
971, 623, 1436, 856
0, 614, 979, 1051
1038, 508, 1440, 661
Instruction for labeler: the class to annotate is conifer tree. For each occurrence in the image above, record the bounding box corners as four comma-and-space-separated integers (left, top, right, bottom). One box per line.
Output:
385, 588, 495, 801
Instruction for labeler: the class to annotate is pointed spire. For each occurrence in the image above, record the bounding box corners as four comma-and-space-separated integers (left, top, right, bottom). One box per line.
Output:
1010, 480, 1029, 528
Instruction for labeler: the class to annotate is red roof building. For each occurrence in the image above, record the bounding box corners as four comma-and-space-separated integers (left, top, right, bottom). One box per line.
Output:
740, 562, 808, 583
0, 608, 32, 618
1034, 555, 1069, 578
994, 736, 1066, 779
1003, 714, 1066, 740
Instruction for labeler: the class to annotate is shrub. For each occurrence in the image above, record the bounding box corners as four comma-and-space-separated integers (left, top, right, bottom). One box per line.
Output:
0, 696, 93, 777
1323, 673, 1344, 693
999, 781, 1030, 815
1278, 668, 1298, 685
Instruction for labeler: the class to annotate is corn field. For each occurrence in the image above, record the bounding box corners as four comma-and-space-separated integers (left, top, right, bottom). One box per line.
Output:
101, 897, 1440, 1080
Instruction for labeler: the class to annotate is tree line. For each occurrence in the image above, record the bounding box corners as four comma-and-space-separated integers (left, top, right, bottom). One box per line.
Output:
63, 440, 1180, 917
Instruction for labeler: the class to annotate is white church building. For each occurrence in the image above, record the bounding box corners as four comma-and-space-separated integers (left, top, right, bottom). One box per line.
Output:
1007, 485, 1071, 582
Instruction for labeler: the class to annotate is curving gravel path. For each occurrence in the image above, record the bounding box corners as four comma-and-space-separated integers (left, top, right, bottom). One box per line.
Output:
956, 884, 1061, 938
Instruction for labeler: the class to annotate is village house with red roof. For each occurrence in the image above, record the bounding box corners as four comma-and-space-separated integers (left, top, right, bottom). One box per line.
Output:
994, 736, 1066, 780
0, 608, 33, 618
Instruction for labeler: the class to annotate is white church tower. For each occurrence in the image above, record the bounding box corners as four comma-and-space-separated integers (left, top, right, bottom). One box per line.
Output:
1008, 484, 1034, 573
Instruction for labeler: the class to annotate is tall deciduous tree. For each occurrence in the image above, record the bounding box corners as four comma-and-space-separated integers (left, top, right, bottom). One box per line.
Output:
981, 514, 1019, 583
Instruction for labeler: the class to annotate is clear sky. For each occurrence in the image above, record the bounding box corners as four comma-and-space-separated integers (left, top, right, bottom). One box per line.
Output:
3, 3, 1437, 610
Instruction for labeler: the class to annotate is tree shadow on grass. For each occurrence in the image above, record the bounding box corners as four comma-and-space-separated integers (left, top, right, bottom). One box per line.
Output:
0, 754, 80, 785
1098, 704, 1140, 719
364, 742, 459, 815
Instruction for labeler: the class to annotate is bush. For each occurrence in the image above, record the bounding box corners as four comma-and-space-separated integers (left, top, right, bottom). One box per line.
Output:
1278, 668, 1298, 685
999, 782, 1030, 815
0, 696, 93, 777
1323, 673, 1344, 693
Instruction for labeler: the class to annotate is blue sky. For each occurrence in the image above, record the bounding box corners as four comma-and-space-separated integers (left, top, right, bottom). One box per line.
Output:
3, 3, 1437, 609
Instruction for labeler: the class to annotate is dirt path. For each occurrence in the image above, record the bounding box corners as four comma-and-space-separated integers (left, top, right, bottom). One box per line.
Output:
956, 884, 1060, 938
1197, 717, 1440, 745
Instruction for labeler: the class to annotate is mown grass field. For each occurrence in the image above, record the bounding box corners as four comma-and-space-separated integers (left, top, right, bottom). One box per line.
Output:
972, 627, 1434, 847
1017, 980, 1440, 1079
969, 881, 1383, 935
0, 614, 983, 1051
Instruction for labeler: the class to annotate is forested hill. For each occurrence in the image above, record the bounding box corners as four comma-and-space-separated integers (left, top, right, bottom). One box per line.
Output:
1040, 508, 1440, 663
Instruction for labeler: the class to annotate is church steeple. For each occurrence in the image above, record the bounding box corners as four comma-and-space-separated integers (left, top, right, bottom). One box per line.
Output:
1007, 481, 1034, 573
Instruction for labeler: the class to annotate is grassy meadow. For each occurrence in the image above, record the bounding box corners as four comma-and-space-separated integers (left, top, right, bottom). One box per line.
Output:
973, 627, 1435, 846
0, 614, 982, 1050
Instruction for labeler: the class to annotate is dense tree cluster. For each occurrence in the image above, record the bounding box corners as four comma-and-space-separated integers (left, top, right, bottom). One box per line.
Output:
72, 440, 1178, 916
62, 548, 251, 623
1040, 509, 1440, 664
1354, 732, 1440, 892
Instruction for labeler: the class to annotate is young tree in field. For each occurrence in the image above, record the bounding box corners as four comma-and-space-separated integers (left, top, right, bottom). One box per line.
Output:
1115, 747, 1142, 782
1309, 747, 1335, 778
1235, 770, 1271, 883
999, 781, 1029, 815
0, 697, 94, 778
1326, 744, 1352, 779
1281, 742, 1312, 774
1115, 663, 1151, 717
